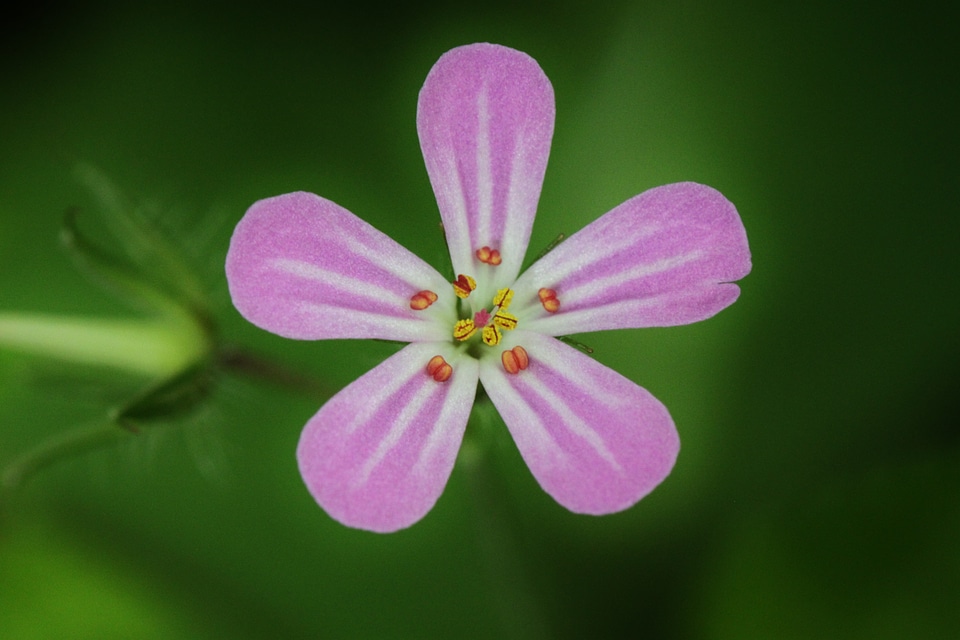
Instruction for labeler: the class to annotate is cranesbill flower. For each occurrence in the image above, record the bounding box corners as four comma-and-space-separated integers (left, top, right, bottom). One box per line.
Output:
225, 43, 751, 533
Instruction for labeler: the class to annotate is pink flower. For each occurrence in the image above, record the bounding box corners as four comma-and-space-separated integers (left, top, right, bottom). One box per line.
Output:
225, 43, 751, 532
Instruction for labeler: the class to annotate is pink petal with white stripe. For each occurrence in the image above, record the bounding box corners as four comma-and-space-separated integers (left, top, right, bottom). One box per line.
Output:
226, 192, 451, 342
514, 182, 751, 335
297, 342, 479, 533
417, 43, 555, 290
480, 331, 679, 515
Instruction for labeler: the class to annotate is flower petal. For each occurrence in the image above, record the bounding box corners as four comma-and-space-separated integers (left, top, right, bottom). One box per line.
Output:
514, 182, 751, 335
417, 43, 555, 291
226, 192, 452, 342
297, 342, 479, 533
479, 331, 679, 515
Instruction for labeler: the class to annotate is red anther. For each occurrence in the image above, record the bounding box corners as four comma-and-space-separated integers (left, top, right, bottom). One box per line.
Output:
426, 355, 445, 375
538, 287, 560, 313
512, 345, 529, 371
476, 246, 502, 266
501, 346, 530, 375
433, 362, 453, 382
452, 274, 477, 298
426, 355, 453, 382
410, 290, 438, 310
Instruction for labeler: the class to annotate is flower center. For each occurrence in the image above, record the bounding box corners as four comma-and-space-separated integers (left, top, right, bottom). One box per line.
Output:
408, 245, 561, 381
450, 280, 518, 348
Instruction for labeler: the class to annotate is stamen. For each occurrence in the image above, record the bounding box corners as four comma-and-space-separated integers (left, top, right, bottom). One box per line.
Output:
453, 318, 477, 341
493, 310, 518, 331
426, 355, 453, 382
452, 274, 477, 299
476, 245, 502, 266
409, 290, 438, 310
482, 324, 502, 346
538, 287, 560, 313
512, 345, 529, 370
501, 346, 529, 374
493, 288, 514, 310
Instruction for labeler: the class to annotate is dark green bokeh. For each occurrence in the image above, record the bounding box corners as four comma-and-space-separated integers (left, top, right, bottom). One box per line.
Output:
2, 2, 956, 638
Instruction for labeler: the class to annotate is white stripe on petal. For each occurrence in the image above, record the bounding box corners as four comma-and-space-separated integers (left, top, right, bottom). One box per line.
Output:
414, 357, 480, 476
297, 302, 446, 341
475, 87, 493, 247
558, 250, 703, 302
482, 368, 566, 468
437, 148, 473, 273
519, 372, 622, 474
272, 258, 408, 309
356, 380, 440, 486
341, 351, 427, 437
340, 226, 450, 293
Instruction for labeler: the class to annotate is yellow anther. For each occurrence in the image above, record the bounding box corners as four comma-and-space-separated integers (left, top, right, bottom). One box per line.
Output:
482, 324, 502, 346
538, 287, 560, 313
493, 310, 518, 331
493, 288, 514, 310
410, 290, 438, 310
453, 318, 477, 341
452, 274, 477, 299
426, 355, 453, 382
501, 346, 529, 375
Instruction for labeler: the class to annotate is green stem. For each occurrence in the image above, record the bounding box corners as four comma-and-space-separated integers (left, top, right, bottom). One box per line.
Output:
217, 345, 334, 400
0, 313, 210, 378
460, 407, 552, 638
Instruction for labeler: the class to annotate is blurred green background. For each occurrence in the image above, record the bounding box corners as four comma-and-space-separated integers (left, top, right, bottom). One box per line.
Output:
1, 1, 956, 638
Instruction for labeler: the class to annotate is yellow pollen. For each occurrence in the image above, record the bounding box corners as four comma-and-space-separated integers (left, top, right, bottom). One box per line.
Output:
426, 355, 453, 382
409, 290, 438, 310
452, 274, 477, 298
493, 310, 518, 331
453, 318, 476, 341
501, 346, 529, 374
482, 324, 502, 346
493, 288, 514, 310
